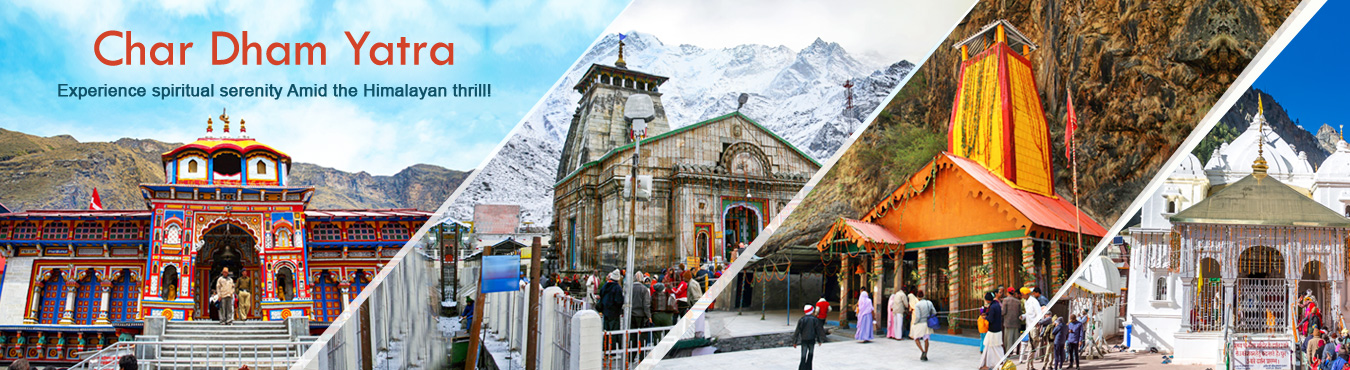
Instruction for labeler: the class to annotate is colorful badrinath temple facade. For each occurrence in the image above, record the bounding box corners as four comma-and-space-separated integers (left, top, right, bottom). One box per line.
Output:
817, 20, 1107, 329
0, 112, 430, 364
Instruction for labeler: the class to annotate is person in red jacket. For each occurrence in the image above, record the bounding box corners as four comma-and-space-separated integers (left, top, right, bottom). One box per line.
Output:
670, 277, 689, 314
815, 298, 831, 320
814, 298, 832, 341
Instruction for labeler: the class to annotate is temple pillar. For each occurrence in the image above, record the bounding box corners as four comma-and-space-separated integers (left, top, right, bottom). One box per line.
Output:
838, 257, 850, 329
1333, 281, 1343, 328
916, 251, 928, 293
1178, 277, 1194, 333
1224, 278, 1238, 333
59, 281, 77, 324
872, 251, 883, 334
24, 290, 40, 324
948, 246, 959, 327
893, 252, 904, 294
1050, 241, 1062, 292
982, 243, 994, 293
1021, 238, 1035, 289
340, 281, 353, 304
95, 281, 111, 325
1288, 283, 1299, 333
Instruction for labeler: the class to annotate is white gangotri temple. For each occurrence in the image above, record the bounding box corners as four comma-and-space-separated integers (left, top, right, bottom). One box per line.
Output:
1127, 100, 1350, 365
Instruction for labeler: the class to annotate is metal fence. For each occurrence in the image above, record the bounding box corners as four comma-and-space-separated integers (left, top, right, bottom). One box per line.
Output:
1191, 278, 1224, 332
1235, 278, 1288, 333
69, 340, 312, 370
602, 326, 672, 370
296, 235, 446, 369
553, 294, 586, 370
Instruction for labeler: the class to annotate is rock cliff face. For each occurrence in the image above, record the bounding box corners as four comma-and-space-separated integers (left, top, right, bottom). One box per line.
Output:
0, 129, 464, 212
1202, 88, 1328, 165
1316, 123, 1341, 158
764, 0, 1298, 253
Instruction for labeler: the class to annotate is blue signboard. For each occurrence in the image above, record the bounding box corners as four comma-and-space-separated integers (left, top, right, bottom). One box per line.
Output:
481, 255, 521, 293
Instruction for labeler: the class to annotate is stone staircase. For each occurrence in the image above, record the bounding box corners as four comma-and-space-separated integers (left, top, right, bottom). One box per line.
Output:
146, 320, 308, 370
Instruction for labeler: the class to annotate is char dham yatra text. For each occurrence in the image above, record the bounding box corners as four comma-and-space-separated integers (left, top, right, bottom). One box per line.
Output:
58, 83, 490, 100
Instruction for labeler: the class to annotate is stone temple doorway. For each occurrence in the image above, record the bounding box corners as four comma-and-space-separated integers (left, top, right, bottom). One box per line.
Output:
195, 223, 262, 320
723, 204, 761, 262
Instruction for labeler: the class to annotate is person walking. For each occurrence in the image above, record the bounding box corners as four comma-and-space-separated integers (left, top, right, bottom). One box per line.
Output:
911, 290, 936, 361
1051, 316, 1068, 370
854, 291, 876, 342
1065, 314, 1088, 370
597, 270, 625, 330
216, 267, 236, 325
979, 291, 1005, 370
1001, 288, 1023, 357
888, 288, 908, 340
1021, 287, 1044, 364
793, 305, 826, 370
814, 298, 831, 340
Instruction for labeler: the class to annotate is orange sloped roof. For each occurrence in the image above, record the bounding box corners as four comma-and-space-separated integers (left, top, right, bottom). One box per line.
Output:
841, 218, 904, 245
816, 217, 904, 252
945, 153, 1106, 236
162, 137, 290, 161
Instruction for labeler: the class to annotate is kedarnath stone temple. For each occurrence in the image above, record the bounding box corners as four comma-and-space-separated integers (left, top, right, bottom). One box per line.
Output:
0, 111, 429, 364
552, 41, 820, 276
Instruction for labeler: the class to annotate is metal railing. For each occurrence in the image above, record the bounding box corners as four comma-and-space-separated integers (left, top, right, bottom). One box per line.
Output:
1191, 278, 1224, 332
1235, 278, 1288, 333
69, 340, 312, 370
602, 325, 672, 370
553, 294, 586, 370
296, 235, 446, 369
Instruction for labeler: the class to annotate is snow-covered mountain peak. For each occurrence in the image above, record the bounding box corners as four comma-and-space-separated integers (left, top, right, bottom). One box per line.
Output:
452, 33, 912, 225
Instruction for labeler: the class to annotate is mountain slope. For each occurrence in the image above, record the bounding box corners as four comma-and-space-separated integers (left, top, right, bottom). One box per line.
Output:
447, 32, 912, 224
0, 129, 464, 212
763, 0, 1299, 254
1196, 88, 1328, 166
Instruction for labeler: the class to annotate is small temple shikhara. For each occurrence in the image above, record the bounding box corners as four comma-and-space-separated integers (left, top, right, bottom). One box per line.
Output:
0, 110, 430, 363
815, 20, 1106, 328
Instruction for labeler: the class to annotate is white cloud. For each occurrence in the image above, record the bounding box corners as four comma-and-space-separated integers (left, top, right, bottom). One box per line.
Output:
604, 0, 975, 62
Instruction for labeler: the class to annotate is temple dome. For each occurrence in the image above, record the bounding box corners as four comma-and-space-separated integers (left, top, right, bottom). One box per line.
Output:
1173, 152, 1205, 179
1317, 140, 1350, 181
1203, 112, 1313, 189
162, 137, 290, 162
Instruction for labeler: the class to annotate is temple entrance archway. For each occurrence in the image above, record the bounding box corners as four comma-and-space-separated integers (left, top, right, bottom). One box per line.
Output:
195, 223, 261, 320
722, 204, 761, 262
1299, 260, 1330, 330
1235, 246, 1287, 333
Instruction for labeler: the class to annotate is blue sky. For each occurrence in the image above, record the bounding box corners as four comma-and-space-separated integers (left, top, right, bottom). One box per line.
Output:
1253, 0, 1347, 136
0, 0, 628, 175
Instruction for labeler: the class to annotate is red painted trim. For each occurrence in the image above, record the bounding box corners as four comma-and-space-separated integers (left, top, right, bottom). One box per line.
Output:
996, 43, 1016, 182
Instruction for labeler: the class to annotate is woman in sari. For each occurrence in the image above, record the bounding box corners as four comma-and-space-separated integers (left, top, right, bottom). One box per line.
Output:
855, 291, 876, 342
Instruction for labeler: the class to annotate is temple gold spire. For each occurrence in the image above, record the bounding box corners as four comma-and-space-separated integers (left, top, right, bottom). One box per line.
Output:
206, 117, 213, 133
1253, 102, 1269, 179
220, 108, 230, 133
615, 37, 627, 69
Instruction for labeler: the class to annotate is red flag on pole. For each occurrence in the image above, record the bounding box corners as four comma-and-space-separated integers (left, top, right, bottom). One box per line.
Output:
1065, 90, 1078, 159
88, 188, 103, 210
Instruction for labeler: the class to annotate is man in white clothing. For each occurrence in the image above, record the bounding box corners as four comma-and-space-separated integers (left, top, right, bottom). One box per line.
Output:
1020, 287, 1044, 364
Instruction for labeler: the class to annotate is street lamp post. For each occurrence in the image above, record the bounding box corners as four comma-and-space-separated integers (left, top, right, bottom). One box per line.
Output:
621, 94, 655, 368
